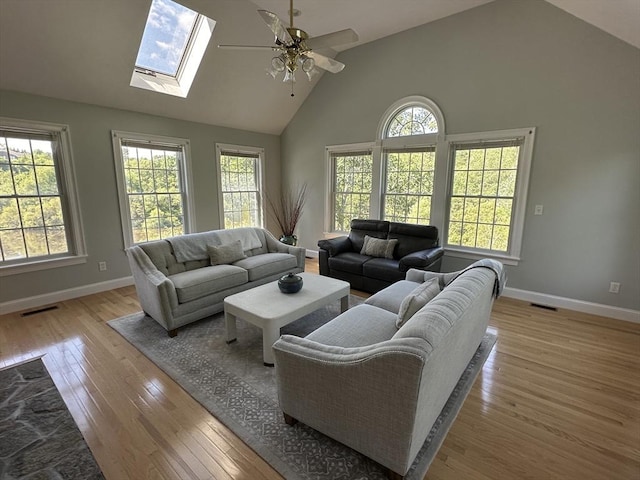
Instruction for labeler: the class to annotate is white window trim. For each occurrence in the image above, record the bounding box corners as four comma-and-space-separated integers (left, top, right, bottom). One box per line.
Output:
215, 143, 265, 229
444, 127, 536, 264
324, 142, 375, 235
112, 130, 196, 248
0, 117, 87, 277
130, 15, 216, 98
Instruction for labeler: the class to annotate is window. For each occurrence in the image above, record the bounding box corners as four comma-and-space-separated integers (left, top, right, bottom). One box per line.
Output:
386, 106, 438, 137
130, 0, 216, 98
446, 130, 535, 260
380, 100, 443, 226
324, 97, 535, 264
112, 131, 194, 246
329, 149, 373, 232
216, 144, 264, 229
383, 148, 435, 224
0, 118, 86, 275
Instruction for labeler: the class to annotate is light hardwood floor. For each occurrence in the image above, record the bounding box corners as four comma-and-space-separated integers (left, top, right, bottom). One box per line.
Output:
1, 259, 638, 479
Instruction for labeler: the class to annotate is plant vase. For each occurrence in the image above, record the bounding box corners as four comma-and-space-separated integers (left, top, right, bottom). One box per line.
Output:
279, 234, 297, 246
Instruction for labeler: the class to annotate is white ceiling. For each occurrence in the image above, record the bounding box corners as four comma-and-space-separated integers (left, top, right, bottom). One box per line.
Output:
0, 0, 638, 135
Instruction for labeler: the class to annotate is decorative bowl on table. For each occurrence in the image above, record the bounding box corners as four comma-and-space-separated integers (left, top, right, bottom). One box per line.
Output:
278, 272, 303, 294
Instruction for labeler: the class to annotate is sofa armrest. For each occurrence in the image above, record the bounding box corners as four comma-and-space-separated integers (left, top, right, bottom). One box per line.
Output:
126, 246, 178, 330
263, 229, 306, 270
317, 236, 352, 256
399, 246, 444, 272
273, 334, 430, 474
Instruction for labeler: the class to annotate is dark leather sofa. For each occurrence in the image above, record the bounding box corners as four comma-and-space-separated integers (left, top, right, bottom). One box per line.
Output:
317, 219, 444, 293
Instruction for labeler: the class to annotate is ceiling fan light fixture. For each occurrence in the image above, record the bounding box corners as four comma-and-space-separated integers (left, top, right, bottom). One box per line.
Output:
218, 0, 358, 93
283, 69, 296, 83
301, 55, 314, 73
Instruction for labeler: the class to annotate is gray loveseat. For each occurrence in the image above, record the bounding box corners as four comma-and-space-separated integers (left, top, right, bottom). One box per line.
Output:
273, 259, 504, 479
127, 227, 305, 336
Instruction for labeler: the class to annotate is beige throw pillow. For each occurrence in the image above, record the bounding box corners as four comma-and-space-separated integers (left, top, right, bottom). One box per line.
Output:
208, 241, 246, 265
360, 235, 398, 259
396, 277, 441, 328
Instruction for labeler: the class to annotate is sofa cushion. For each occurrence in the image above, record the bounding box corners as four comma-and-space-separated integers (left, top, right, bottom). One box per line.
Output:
233, 253, 298, 281
305, 304, 398, 347
208, 240, 247, 265
348, 219, 389, 253
388, 222, 439, 259
360, 235, 398, 259
364, 280, 422, 314
396, 277, 441, 328
169, 265, 248, 303
139, 240, 188, 276
362, 257, 405, 282
328, 252, 371, 275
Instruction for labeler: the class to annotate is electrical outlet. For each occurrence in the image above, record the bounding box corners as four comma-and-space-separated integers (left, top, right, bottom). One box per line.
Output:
98, 261, 107, 271
609, 282, 620, 294
534, 205, 544, 215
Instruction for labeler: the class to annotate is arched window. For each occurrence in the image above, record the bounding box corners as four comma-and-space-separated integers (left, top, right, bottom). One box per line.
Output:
378, 97, 445, 225
385, 105, 438, 137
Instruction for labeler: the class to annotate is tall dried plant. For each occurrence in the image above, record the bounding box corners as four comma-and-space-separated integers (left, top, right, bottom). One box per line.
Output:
266, 183, 308, 237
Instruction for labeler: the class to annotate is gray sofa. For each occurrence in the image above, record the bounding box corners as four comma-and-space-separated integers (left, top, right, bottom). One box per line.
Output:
126, 227, 305, 336
273, 259, 504, 479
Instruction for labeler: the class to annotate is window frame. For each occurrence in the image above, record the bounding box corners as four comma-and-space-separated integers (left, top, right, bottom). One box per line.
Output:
324, 143, 375, 233
444, 128, 536, 263
215, 143, 265, 229
112, 130, 195, 248
130, 2, 216, 98
0, 117, 87, 276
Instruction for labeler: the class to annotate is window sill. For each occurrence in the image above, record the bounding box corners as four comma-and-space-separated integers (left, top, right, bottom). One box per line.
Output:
0, 255, 88, 277
444, 247, 520, 266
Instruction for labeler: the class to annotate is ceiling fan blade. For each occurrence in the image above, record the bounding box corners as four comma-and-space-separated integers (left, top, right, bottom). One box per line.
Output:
307, 28, 359, 50
307, 52, 345, 74
218, 44, 278, 51
257, 10, 293, 45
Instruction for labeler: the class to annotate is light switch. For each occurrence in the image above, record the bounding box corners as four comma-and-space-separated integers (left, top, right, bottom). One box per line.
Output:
534, 205, 543, 215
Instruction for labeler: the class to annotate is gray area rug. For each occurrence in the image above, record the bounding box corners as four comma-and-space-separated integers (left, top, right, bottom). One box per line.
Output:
108, 295, 496, 480
0, 358, 104, 480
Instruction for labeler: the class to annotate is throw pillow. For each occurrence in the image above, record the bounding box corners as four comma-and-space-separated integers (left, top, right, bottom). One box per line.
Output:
396, 277, 441, 328
360, 235, 398, 259
208, 241, 246, 265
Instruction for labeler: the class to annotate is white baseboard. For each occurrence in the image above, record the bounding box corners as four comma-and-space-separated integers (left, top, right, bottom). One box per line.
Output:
0, 276, 134, 315
305, 249, 319, 259
503, 287, 640, 323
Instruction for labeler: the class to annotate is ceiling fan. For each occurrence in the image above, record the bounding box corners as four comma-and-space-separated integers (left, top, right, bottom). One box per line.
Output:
218, 0, 358, 87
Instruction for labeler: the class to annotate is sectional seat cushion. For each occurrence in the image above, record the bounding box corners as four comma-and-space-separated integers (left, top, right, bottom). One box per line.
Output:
305, 304, 398, 348
362, 257, 405, 282
233, 252, 298, 281
396, 277, 442, 327
327, 252, 371, 275
169, 265, 248, 303
364, 280, 422, 314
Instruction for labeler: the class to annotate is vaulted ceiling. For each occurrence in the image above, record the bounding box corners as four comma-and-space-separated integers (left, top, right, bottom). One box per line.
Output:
1, 0, 638, 135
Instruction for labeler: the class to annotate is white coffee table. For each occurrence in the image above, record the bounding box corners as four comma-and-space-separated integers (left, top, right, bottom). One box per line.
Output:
224, 273, 350, 366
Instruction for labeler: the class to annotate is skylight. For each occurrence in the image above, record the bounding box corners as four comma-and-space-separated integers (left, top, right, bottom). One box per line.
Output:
135, 0, 198, 77
130, 0, 215, 98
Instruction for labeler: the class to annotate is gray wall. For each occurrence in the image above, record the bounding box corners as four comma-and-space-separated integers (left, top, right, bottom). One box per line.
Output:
281, 0, 640, 310
0, 90, 281, 303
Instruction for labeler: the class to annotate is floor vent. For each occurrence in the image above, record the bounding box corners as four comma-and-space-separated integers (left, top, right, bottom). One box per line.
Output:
21, 305, 59, 317
530, 303, 558, 311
